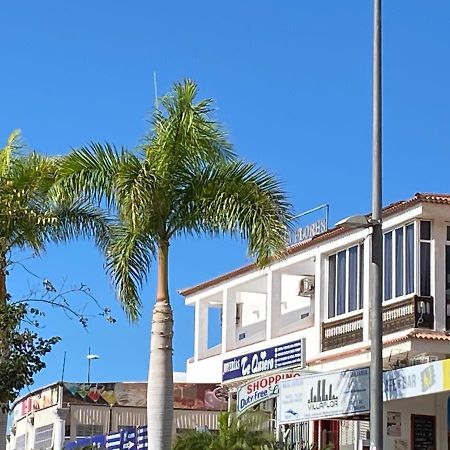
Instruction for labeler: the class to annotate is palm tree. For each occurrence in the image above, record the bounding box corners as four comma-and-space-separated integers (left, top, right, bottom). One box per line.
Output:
173, 412, 279, 450
54, 79, 293, 450
0, 130, 108, 450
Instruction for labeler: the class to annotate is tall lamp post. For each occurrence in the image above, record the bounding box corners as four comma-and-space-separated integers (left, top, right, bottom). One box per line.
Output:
86, 348, 100, 383
336, 1, 383, 449
370, 0, 383, 449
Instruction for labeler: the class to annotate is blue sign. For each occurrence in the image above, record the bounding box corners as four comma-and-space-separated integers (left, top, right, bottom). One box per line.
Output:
222, 339, 305, 382
106, 428, 137, 450
65, 435, 106, 450
137, 426, 148, 450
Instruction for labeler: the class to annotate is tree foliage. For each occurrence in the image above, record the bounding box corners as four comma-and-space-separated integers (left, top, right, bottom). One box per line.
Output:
0, 303, 59, 407
0, 130, 110, 409
172, 412, 279, 450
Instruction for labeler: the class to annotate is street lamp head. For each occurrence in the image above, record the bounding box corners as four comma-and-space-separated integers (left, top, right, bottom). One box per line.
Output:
87, 354, 99, 360
335, 214, 371, 229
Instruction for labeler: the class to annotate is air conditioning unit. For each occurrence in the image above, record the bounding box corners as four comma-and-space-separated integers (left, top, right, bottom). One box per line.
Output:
298, 276, 315, 296
411, 354, 438, 365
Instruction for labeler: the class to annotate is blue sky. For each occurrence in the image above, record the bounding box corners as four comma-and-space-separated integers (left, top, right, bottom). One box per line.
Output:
1, 0, 450, 390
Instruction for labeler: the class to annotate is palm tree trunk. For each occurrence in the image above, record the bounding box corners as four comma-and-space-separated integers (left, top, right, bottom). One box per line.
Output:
147, 240, 174, 450
0, 253, 8, 450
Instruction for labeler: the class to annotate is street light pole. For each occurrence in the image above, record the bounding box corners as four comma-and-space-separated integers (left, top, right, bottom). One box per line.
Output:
370, 0, 383, 449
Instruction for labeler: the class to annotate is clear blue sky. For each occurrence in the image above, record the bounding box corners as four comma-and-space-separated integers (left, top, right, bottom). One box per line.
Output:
1, 0, 450, 390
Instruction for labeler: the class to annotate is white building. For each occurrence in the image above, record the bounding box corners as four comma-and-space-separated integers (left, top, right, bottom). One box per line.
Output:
180, 193, 450, 450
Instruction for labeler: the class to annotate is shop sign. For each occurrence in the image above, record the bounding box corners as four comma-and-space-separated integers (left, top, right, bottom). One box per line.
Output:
222, 339, 305, 382
278, 367, 369, 423
237, 370, 302, 414
383, 361, 443, 401
290, 219, 327, 244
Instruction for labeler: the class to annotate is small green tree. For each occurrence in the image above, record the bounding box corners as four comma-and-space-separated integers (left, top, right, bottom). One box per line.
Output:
173, 412, 279, 450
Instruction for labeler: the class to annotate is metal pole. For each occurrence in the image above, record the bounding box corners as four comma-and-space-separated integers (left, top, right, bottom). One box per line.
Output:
87, 347, 91, 384
370, 0, 383, 449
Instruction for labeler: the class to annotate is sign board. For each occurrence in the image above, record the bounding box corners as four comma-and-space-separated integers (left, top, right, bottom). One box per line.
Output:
383, 362, 443, 401
222, 339, 305, 382
411, 415, 435, 450
237, 370, 302, 414
278, 367, 370, 423
291, 219, 327, 244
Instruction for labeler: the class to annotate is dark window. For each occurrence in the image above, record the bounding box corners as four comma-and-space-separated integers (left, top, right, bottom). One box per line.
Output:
420, 242, 431, 296
446, 246, 450, 301
359, 243, 364, 309
348, 246, 358, 311
384, 232, 393, 300
328, 254, 336, 318
406, 223, 415, 294
420, 220, 431, 240
395, 227, 404, 297
447, 226, 450, 242
328, 244, 364, 318
336, 251, 346, 315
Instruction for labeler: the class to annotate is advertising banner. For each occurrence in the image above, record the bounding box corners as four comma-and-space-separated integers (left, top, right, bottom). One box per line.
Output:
222, 339, 305, 382
383, 361, 443, 401
278, 367, 370, 424
237, 370, 302, 414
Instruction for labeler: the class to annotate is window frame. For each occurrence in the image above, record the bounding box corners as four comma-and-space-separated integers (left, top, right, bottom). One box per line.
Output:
327, 243, 364, 319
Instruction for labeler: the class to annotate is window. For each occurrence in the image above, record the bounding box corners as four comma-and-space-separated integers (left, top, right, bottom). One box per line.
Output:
384, 223, 415, 300
76, 424, 104, 438
34, 424, 53, 450
15, 435, 25, 450
384, 232, 393, 300
419, 220, 431, 296
405, 223, 415, 294
328, 244, 364, 318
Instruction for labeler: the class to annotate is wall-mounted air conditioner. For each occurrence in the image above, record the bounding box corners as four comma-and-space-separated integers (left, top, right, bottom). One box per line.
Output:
411, 354, 438, 365
298, 276, 315, 296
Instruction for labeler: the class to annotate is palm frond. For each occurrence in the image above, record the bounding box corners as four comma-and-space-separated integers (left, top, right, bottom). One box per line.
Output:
0, 129, 23, 177
171, 160, 294, 266
105, 224, 156, 321
148, 79, 235, 176
53, 143, 124, 207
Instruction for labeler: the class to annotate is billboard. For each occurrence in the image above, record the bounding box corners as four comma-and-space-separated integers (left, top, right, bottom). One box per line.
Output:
222, 339, 305, 382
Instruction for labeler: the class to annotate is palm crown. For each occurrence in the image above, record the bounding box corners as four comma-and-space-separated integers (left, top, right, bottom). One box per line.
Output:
55, 79, 293, 320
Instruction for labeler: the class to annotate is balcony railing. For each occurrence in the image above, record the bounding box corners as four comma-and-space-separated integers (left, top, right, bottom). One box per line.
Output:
322, 313, 363, 352
321, 295, 434, 352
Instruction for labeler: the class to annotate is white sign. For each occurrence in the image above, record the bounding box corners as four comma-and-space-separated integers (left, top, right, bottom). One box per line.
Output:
291, 219, 327, 244
237, 371, 302, 414
278, 367, 369, 423
383, 361, 443, 401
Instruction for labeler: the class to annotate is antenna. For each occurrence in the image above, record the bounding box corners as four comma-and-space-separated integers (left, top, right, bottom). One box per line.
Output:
153, 71, 159, 111
61, 351, 67, 382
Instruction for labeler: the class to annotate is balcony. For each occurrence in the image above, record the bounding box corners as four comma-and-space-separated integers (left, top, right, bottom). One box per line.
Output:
321, 295, 434, 352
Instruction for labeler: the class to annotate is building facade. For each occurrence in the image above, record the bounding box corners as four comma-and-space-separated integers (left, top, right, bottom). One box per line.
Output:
8, 380, 228, 450
180, 193, 450, 450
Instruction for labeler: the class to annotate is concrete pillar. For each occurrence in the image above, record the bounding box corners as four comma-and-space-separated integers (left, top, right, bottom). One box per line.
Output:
194, 299, 208, 360
221, 288, 236, 352
314, 255, 323, 355
53, 408, 67, 450
432, 220, 446, 332
0, 408, 7, 450
266, 271, 281, 339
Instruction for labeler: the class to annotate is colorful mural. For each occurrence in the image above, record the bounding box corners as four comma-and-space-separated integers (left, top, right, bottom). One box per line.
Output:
63, 382, 227, 410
